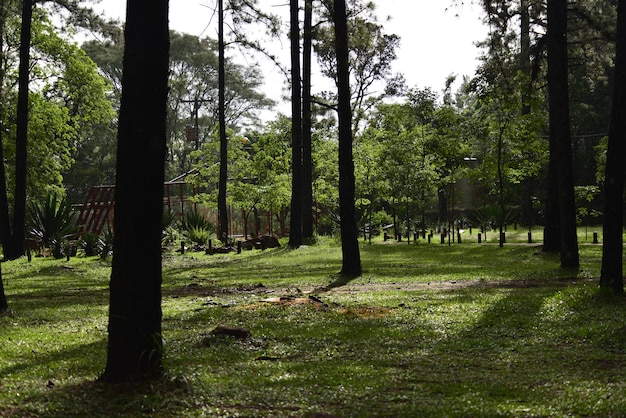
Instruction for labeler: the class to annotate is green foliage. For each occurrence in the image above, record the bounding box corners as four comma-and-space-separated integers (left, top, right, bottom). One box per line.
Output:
79, 232, 101, 257
0, 8, 117, 203
473, 204, 519, 230
186, 226, 211, 246
26, 194, 78, 259
178, 209, 216, 246
574, 185, 602, 225
162, 209, 177, 231
100, 224, 114, 259
314, 1, 401, 132
162, 210, 179, 246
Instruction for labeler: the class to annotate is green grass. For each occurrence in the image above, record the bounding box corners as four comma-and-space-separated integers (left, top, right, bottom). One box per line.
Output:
1, 235, 626, 417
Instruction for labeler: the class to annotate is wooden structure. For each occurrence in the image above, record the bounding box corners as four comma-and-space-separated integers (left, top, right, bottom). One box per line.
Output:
75, 181, 188, 234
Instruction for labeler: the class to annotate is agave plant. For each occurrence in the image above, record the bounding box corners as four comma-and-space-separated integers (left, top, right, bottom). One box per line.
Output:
27, 194, 78, 258
162, 209, 179, 245
80, 231, 102, 257
100, 223, 114, 259
178, 209, 216, 246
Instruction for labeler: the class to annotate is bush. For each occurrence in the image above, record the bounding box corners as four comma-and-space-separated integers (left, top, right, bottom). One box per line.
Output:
100, 224, 114, 259
27, 194, 78, 259
178, 209, 216, 246
80, 232, 101, 257
187, 226, 211, 246
162, 210, 179, 246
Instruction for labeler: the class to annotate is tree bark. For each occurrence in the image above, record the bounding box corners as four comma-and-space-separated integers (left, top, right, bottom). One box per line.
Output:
99, 0, 169, 383
302, 0, 314, 242
600, 0, 626, 294
288, 0, 303, 248
547, 0, 579, 268
334, 0, 361, 277
217, 0, 229, 244
543, 145, 560, 252
3, 0, 33, 260
519, 0, 535, 227
0, 0, 12, 261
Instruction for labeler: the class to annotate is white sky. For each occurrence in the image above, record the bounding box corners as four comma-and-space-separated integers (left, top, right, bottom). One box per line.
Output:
94, 0, 488, 112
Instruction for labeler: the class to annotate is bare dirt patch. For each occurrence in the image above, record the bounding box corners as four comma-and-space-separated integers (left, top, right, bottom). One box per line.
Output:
317, 277, 596, 294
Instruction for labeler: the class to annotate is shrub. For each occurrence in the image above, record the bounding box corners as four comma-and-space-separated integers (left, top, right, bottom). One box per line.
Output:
187, 226, 211, 246
80, 232, 101, 257
162, 210, 179, 246
100, 224, 114, 259
27, 194, 78, 259
178, 209, 216, 246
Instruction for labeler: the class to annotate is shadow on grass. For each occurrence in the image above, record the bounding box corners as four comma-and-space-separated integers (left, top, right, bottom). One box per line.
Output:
333, 283, 626, 416
14, 375, 192, 417
1, 339, 106, 388
319, 273, 360, 291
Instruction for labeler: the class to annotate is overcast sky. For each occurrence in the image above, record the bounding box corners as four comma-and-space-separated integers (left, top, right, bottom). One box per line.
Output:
95, 0, 487, 110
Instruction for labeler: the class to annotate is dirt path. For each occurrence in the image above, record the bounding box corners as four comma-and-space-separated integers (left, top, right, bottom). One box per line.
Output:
314, 276, 595, 294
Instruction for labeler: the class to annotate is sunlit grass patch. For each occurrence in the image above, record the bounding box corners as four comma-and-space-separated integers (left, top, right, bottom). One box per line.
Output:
1, 236, 625, 417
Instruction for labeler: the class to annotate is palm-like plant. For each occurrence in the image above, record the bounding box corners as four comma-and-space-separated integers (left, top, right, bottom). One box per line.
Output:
80, 232, 101, 257
27, 194, 78, 258
178, 209, 216, 246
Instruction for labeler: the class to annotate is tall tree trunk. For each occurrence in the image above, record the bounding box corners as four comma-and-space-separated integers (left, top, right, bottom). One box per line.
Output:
99, 0, 169, 383
520, 0, 531, 116
547, 0, 579, 268
543, 142, 560, 252
4, 0, 33, 260
302, 0, 314, 242
542, 1, 560, 254
217, 0, 229, 244
519, 0, 535, 227
0, 0, 12, 274
288, 0, 303, 248
497, 125, 505, 247
437, 186, 447, 224
334, 0, 361, 277
600, 0, 626, 294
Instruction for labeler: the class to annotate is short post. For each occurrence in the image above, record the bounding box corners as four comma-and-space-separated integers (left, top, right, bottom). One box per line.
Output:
478, 232, 482, 244
237, 241, 242, 254
27, 249, 32, 262
469, 226, 472, 235
593, 231, 599, 244
384, 232, 388, 241
180, 241, 185, 255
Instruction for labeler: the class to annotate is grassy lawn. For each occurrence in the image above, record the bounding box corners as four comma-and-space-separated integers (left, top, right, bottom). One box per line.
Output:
1, 234, 626, 417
